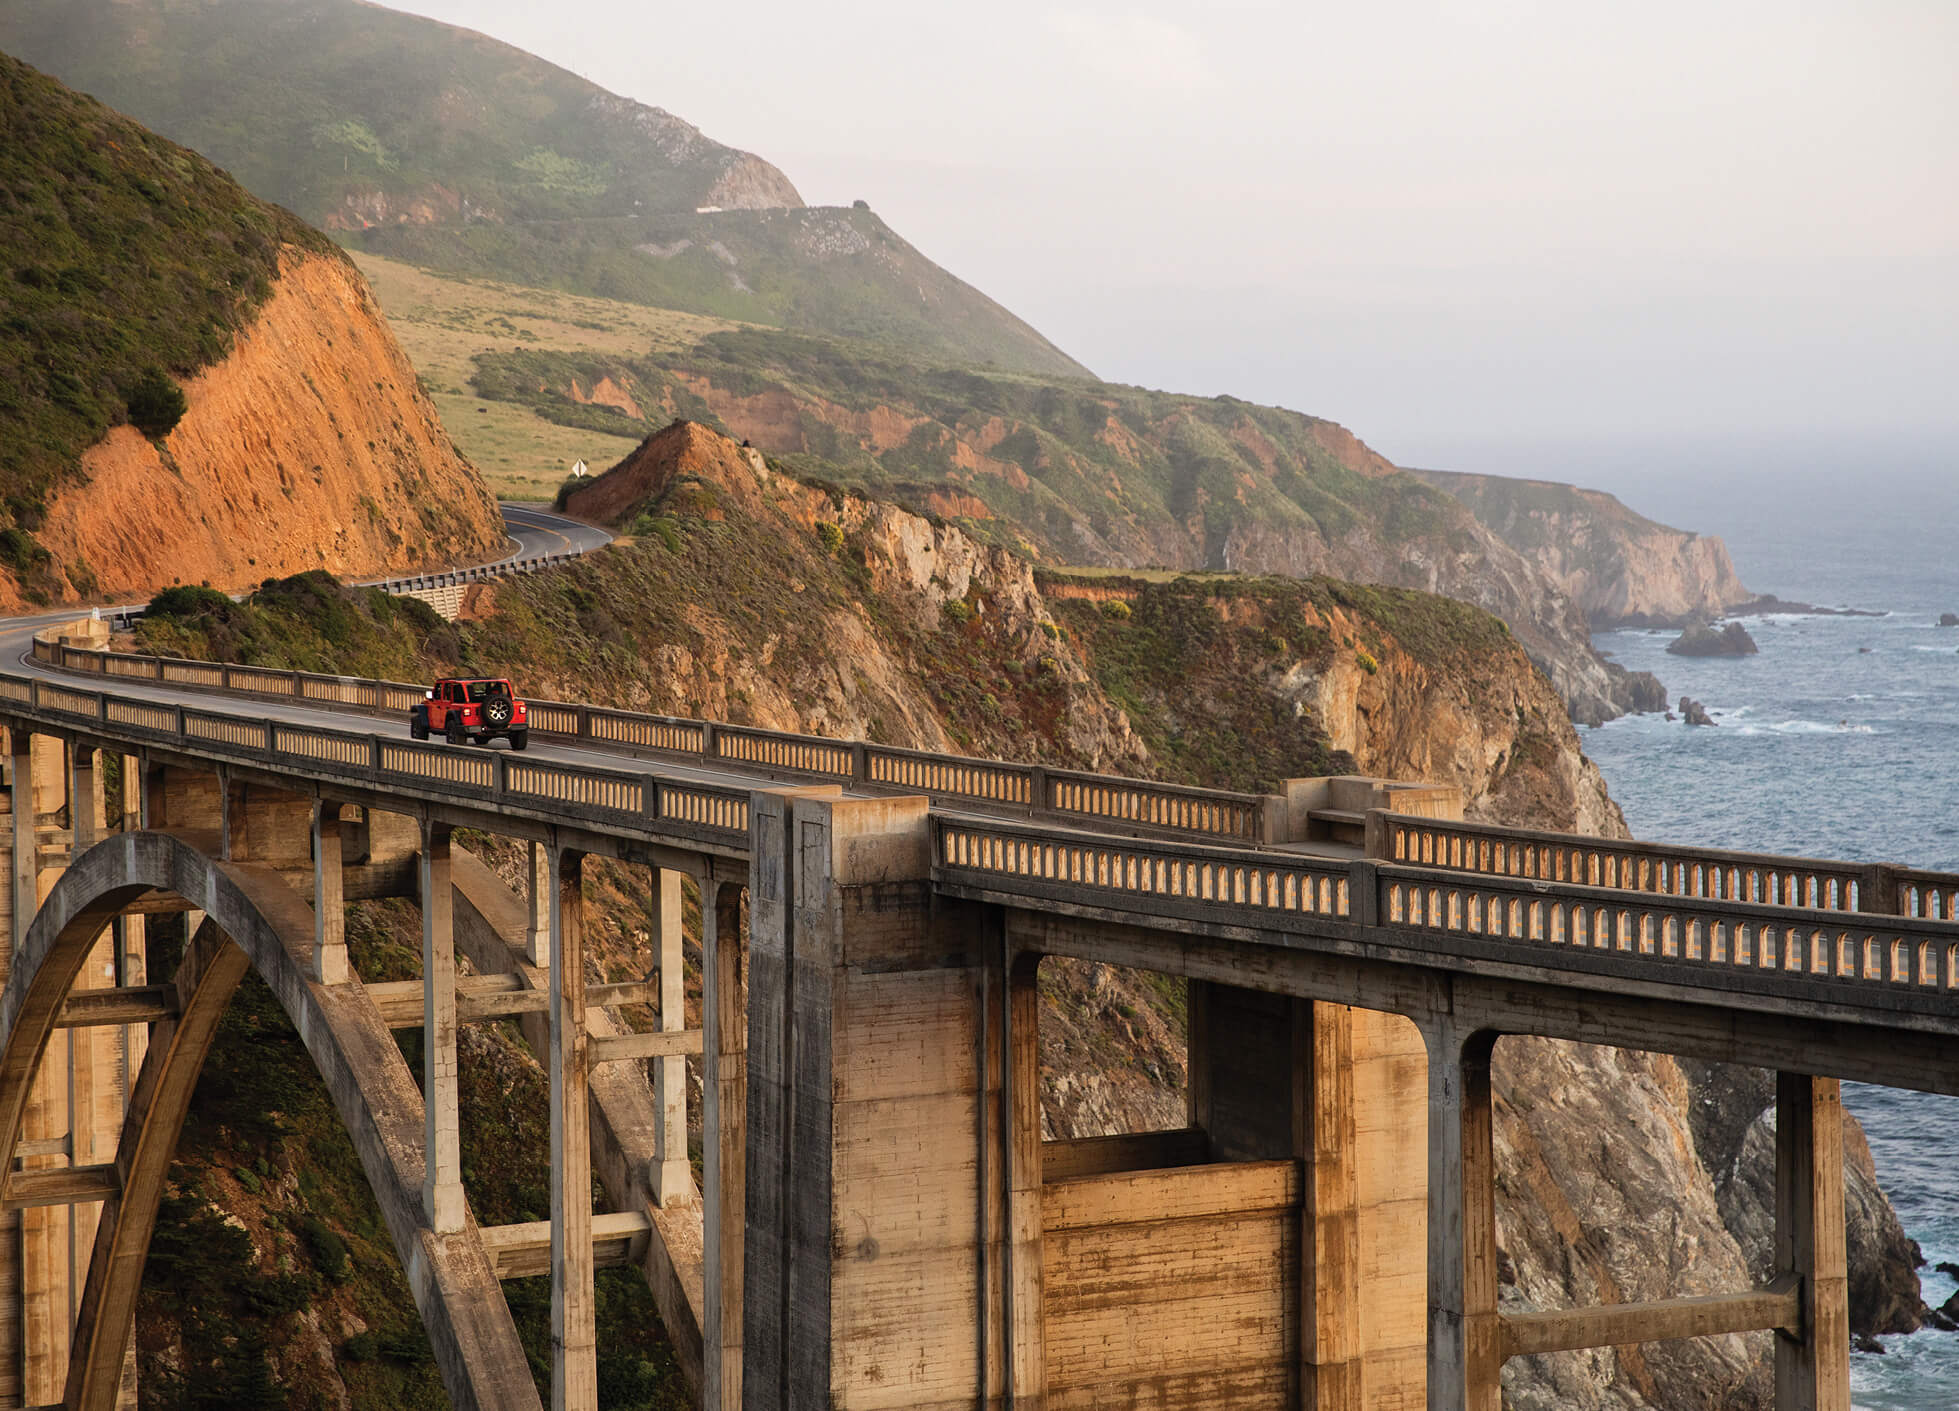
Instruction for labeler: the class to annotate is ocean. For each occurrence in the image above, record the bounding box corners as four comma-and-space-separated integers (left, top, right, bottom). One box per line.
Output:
1574, 449, 1959, 1409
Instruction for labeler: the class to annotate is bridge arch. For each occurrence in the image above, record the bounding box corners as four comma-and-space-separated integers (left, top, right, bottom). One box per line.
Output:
0, 830, 540, 1411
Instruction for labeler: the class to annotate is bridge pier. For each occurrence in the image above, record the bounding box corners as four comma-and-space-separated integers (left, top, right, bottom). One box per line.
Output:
421, 821, 465, 1236
548, 845, 597, 1411
1775, 1072, 1849, 1411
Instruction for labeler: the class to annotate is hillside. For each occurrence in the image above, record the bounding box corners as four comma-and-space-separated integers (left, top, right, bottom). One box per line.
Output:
0, 0, 1091, 379
0, 51, 504, 607
487, 329, 1640, 720
125, 422, 1920, 1411
1412, 468, 1754, 629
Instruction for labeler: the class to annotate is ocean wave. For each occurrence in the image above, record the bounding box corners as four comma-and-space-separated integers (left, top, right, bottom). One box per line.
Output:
1723, 720, 1878, 736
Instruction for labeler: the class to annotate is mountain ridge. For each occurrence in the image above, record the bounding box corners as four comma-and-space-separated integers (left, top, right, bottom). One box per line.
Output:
0, 0, 1092, 379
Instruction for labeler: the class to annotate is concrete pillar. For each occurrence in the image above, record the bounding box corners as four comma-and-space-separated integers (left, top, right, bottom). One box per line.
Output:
1005, 949, 1046, 1406
701, 877, 744, 1411
1301, 1001, 1363, 1411
525, 840, 551, 967
137, 762, 166, 831
420, 821, 463, 1234
220, 773, 246, 862
650, 867, 690, 1206
68, 744, 96, 857
11, 729, 35, 957
549, 845, 596, 1411
1426, 1026, 1500, 1411
312, 803, 347, 985
1775, 1073, 1850, 1411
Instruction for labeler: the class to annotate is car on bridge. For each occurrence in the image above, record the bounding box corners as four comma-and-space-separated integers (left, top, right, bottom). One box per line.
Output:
411, 677, 529, 750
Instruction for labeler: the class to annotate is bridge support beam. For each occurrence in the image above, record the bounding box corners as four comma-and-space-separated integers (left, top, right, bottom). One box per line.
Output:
649, 867, 689, 1207
549, 846, 597, 1411
1775, 1072, 1849, 1411
421, 821, 463, 1235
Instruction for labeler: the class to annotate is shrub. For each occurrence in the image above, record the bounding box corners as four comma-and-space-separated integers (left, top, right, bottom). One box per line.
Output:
814, 520, 844, 556
146, 584, 234, 618
1100, 600, 1132, 621
941, 598, 974, 625
1354, 648, 1380, 675
125, 366, 188, 440
298, 1214, 350, 1284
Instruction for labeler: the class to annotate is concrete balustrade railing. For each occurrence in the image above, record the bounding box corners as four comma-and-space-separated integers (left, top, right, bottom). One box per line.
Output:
30, 637, 1275, 845
1375, 812, 1907, 913
2, 672, 751, 848
935, 815, 1959, 1015
937, 819, 1353, 924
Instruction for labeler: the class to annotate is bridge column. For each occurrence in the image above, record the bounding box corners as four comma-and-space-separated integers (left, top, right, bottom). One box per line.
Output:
1425, 1024, 1500, 1411
68, 743, 96, 856
701, 876, 744, 1411
745, 790, 1002, 1410
549, 845, 597, 1411
649, 867, 690, 1207
525, 840, 550, 967
1774, 1073, 1849, 1410
420, 821, 464, 1234
312, 802, 347, 985
11, 729, 35, 957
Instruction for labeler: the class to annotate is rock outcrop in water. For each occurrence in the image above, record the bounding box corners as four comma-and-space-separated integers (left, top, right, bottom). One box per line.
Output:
1668, 621, 1760, 657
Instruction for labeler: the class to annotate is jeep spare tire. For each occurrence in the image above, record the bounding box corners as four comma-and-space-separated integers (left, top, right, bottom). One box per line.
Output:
484, 696, 513, 728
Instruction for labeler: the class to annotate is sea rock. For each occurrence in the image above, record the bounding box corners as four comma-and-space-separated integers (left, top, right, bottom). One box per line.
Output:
1940, 613, 1959, 627
1604, 660, 1669, 714
1679, 697, 1715, 727
1666, 622, 1760, 657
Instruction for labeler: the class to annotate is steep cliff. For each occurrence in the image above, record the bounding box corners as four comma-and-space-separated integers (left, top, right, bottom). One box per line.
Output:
1412, 468, 1753, 629
32, 249, 505, 607
0, 50, 504, 608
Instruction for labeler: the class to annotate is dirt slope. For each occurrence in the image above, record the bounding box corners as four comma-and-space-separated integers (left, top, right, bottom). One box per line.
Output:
23, 249, 504, 607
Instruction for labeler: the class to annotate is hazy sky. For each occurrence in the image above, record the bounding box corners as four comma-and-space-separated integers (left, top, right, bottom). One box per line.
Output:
387, 1, 1955, 483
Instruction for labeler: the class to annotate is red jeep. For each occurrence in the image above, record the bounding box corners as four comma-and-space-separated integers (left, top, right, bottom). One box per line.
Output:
410, 678, 529, 750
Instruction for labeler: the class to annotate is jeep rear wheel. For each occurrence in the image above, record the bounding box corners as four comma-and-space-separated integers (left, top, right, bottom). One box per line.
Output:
446, 715, 464, 746
509, 728, 529, 752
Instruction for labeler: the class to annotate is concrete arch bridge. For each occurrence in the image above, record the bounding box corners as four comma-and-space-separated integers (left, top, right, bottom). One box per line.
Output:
1, 631, 1956, 1410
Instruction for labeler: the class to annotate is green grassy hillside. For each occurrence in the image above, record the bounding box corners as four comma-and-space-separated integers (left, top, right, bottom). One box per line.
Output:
482, 326, 1472, 569
0, 0, 1091, 379
0, 50, 336, 593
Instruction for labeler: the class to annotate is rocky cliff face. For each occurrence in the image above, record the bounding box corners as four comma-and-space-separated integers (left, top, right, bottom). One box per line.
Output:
507, 340, 1638, 722
20, 249, 505, 609
1412, 469, 1753, 629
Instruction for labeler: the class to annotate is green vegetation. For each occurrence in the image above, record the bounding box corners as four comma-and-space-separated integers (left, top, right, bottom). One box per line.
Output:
461, 327, 1476, 572
135, 571, 456, 677
1, 0, 1090, 378
0, 51, 335, 589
